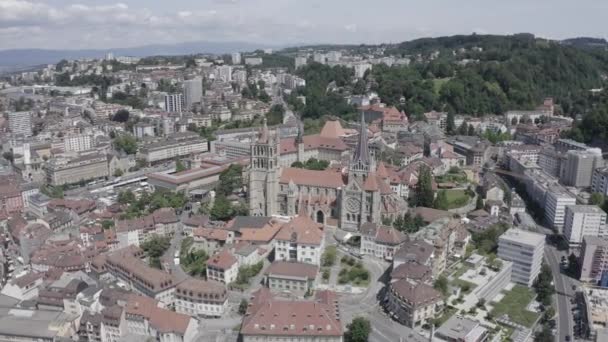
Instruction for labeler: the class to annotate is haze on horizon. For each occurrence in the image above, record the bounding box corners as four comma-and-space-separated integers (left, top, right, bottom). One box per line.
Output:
1, 0, 607, 50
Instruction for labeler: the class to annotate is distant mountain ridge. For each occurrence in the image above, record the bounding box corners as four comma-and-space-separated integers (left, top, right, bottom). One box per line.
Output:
0, 41, 281, 69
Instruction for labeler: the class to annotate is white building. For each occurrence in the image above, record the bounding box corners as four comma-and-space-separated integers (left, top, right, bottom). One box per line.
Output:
295, 56, 308, 69
8, 111, 32, 137
564, 205, 607, 247
273, 214, 324, 266
232, 52, 242, 65
63, 133, 92, 152
353, 62, 372, 78
218, 65, 232, 83
183, 78, 203, 109
592, 167, 608, 196
313, 53, 326, 64
498, 228, 545, 287
544, 188, 577, 233
174, 278, 227, 318
245, 57, 263, 66
164, 93, 184, 113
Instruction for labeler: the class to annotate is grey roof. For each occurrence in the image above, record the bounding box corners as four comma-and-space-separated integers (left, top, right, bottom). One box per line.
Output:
352, 111, 371, 165
227, 216, 272, 231
436, 315, 482, 340
0, 308, 76, 339
0, 294, 19, 308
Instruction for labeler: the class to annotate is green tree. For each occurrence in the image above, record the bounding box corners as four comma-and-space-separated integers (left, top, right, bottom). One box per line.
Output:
475, 196, 484, 210
433, 275, 449, 296
567, 253, 580, 277
434, 190, 449, 210
458, 121, 468, 135
112, 109, 130, 122
413, 165, 434, 207
344, 317, 371, 342
113, 169, 124, 177
467, 124, 476, 136
140, 235, 171, 269
175, 159, 186, 172
210, 195, 234, 221
590, 193, 605, 206
266, 104, 285, 125
216, 164, 243, 196
117, 190, 136, 205
113, 134, 137, 154
322, 246, 337, 267
101, 220, 115, 230
534, 263, 555, 306
238, 299, 249, 315
446, 112, 455, 134
2, 151, 14, 163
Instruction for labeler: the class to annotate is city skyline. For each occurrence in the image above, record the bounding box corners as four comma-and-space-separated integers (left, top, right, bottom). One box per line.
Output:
1, 0, 608, 50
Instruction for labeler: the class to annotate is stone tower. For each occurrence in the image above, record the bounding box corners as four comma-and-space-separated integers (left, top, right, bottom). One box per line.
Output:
248, 119, 280, 217
295, 120, 305, 163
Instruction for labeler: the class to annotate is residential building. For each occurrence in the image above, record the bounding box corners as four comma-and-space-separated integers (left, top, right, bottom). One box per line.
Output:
115, 208, 179, 248
45, 154, 109, 186
384, 277, 443, 328
206, 249, 239, 284
264, 261, 318, 296
544, 188, 577, 232
8, 111, 32, 137
183, 78, 203, 109
580, 236, 608, 283
274, 212, 324, 266
175, 278, 227, 318
133, 122, 155, 138
0, 272, 43, 300
353, 62, 372, 78
0, 305, 78, 342
446, 136, 492, 167
192, 227, 234, 255
164, 93, 184, 113
240, 288, 343, 342
561, 149, 604, 188
295, 56, 308, 69
218, 65, 232, 82
592, 167, 608, 196
232, 52, 242, 65
245, 57, 263, 66
498, 228, 545, 287
137, 132, 208, 164
564, 205, 607, 247
360, 223, 407, 260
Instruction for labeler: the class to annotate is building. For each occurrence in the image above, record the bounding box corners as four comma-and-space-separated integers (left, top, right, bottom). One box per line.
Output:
174, 278, 227, 318
0, 272, 43, 300
147, 164, 231, 193
115, 208, 179, 248
564, 205, 607, 247
544, 188, 577, 232
164, 93, 184, 113
218, 65, 232, 82
274, 212, 324, 265
384, 278, 443, 328
592, 167, 608, 196
360, 223, 407, 260
206, 249, 239, 284
63, 133, 93, 152
264, 261, 318, 296
192, 227, 234, 255
232, 52, 242, 65
446, 136, 492, 167
561, 149, 604, 188
353, 62, 372, 78
137, 132, 208, 164
133, 122, 155, 138
498, 228, 545, 287
45, 154, 109, 186
295, 56, 308, 69
183, 78, 203, 109
435, 315, 489, 342
240, 288, 343, 342
245, 57, 263, 66
8, 111, 32, 137
580, 236, 608, 283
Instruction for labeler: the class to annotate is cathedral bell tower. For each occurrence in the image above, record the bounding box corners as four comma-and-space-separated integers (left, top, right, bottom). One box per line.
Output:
248, 119, 280, 216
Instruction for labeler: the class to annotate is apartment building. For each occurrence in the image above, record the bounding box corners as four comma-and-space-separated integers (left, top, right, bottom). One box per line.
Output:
174, 278, 227, 318
544, 187, 577, 233
498, 228, 545, 287
580, 236, 608, 283
115, 208, 179, 248
8, 111, 32, 137
564, 205, 608, 247
137, 132, 208, 164
264, 261, 318, 296
164, 93, 184, 113
560, 149, 604, 188
183, 78, 202, 109
384, 278, 443, 328
592, 167, 608, 196
45, 154, 109, 186
206, 249, 239, 284
63, 133, 93, 152
360, 223, 407, 260
274, 213, 324, 266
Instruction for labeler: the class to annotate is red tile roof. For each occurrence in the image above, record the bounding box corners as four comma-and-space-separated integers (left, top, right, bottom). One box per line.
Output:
206, 249, 238, 270
279, 167, 344, 189
265, 261, 318, 280
275, 214, 323, 245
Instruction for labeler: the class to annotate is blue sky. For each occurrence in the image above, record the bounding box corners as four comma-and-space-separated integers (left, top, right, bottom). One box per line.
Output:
1, 0, 607, 49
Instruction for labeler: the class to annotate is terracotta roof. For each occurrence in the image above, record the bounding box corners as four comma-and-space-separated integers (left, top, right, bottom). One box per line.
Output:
176, 278, 226, 300
411, 207, 452, 223
182, 214, 210, 227
280, 135, 348, 154
377, 162, 389, 178
363, 172, 379, 191
106, 247, 174, 292
238, 221, 282, 243
265, 261, 318, 280
125, 295, 192, 335
241, 288, 342, 337
390, 278, 442, 307
193, 227, 230, 241
12, 272, 43, 288
375, 226, 407, 245
275, 214, 323, 245
319, 120, 346, 138
394, 240, 434, 265
206, 249, 238, 270
391, 262, 432, 282
280, 167, 344, 189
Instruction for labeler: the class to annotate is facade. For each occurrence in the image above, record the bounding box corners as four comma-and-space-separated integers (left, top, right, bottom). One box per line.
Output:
232, 52, 242, 65
63, 133, 93, 152
45, 154, 109, 186
561, 149, 604, 188
164, 93, 184, 113
174, 278, 227, 318
497, 228, 545, 287
360, 223, 407, 260
192, 227, 234, 255
544, 188, 577, 232
8, 111, 32, 137
115, 208, 179, 248
274, 212, 324, 265
435, 316, 489, 342
384, 278, 443, 328
579, 236, 608, 283
564, 205, 607, 247
264, 261, 318, 296
240, 288, 343, 342
137, 132, 208, 164
591, 167, 608, 196
206, 249, 239, 284
183, 78, 202, 109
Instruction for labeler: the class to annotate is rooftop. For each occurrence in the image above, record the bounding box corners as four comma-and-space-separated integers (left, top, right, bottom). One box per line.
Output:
499, 228, 545, 246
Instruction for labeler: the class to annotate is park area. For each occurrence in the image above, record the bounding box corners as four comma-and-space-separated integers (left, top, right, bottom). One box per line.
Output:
444, 189, 471, 209
491, 285, 539, 327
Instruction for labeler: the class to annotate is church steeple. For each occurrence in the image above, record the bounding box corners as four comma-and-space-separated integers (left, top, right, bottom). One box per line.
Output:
352, 111, 371, 165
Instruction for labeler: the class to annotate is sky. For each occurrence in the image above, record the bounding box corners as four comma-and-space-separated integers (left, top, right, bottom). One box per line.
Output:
1, 0, 608, 50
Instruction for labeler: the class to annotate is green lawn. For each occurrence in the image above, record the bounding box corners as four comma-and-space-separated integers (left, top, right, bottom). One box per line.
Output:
444, 189, 471, 209
451, 264, 472, 279
491, 285, 539, 327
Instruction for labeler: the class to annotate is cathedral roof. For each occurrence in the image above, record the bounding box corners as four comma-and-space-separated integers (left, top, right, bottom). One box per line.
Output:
275, 214, 323, 245
280, 167, 344, 189
377, 161, 389, 179
280, 135, 348, 154
352, 112, 371, 165
363, 173, 379, 191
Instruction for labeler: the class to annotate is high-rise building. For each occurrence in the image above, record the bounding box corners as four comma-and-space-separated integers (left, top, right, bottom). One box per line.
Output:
326, 51, 342, 63
560, 149, 604, 188
353, 62, 372, 78
164, 94, 184, 113
294, 56, 308, 69
313, 53, 326, 64
231, 52, 241, 65
592, 167, 608, 196
8, 111, 32, 137
544, 188, 577, 232
218, 65, 232, 83
580, 236, 608, 283
498, 228, 545, 287
183, 78, 202, 109
63, 133, 93, 152
564, 205, 607, 247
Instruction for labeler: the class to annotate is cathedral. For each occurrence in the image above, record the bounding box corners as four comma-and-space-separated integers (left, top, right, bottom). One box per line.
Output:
248, 114, 407, 232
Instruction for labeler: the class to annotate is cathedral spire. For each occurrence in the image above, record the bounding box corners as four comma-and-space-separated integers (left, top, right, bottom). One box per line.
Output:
259, 118, 269, 143
352, 111, 370, 165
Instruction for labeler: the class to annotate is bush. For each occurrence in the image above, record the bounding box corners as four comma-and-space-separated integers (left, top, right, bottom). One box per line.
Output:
322, 269, 330, 280
321, 246, 337, 267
